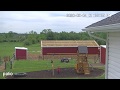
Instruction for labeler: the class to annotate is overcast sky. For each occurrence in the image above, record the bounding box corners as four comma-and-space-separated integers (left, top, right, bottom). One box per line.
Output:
0, 11, 119, 34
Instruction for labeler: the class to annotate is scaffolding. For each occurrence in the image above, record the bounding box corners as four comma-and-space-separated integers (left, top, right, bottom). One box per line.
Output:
76, 46, 90, 74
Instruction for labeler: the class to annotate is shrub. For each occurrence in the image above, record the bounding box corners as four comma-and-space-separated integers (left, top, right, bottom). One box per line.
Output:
23, 39, 31, 46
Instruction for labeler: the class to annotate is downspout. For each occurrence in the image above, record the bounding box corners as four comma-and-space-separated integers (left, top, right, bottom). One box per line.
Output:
88, 31, 108, 79
87, 31, 106, 42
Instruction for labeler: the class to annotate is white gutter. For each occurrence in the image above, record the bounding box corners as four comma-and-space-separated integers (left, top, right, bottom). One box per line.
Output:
83, 23, 120, 32
87, 31, 107, 79
105, 33, 109, 79
88, 31, 106, 42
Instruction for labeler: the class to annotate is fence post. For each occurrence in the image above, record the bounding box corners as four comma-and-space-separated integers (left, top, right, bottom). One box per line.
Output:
10, 60, 12, 69
4, 61, 6, 70
0, 56, 1, 64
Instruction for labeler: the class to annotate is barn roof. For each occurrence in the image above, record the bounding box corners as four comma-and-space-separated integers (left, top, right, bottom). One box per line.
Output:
41, 40, 99, 47
15, 47, 28, 50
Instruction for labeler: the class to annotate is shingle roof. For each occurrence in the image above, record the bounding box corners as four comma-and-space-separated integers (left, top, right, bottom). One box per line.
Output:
86, 12, 120, 28
41, 40, 99, 47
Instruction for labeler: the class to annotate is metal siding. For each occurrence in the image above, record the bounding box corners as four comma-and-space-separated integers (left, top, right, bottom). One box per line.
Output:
108, 72, 119, 79
109, 52, 120, 59
42, 47, 77, 55
101, 47, 106, 64
109, 56, 120, 65
108, 63, 120, 73
108, 60, 120, 69
109, 48, 120, 54
16, 49, 27, 60
108, 32, 120, 79
108, 68, 120, 78
42, 47, 99, 55
88, 47, 99, 54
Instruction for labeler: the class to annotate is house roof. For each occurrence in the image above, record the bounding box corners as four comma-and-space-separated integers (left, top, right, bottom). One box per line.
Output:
41, 40, 99, 47
86, 12, 120, 28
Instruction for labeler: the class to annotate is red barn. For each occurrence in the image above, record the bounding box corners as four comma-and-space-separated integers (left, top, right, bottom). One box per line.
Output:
15, 47, 28, 60
100, 45, 106, 65
41, 40, 99, 59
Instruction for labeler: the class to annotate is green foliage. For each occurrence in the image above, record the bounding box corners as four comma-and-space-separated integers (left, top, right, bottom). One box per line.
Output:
23, 39, 31, 46
0, 30, 107, 46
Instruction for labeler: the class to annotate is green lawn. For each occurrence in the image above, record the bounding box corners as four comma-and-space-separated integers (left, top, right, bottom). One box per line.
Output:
0, 42, 105, 79
0, 42, 23, 57
0, 42, 41, 58
5, 59, 76, 73
0, 59, 105, 79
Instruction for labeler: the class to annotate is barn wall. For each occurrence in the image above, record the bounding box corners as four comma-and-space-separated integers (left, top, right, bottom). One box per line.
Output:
107, 32, 120, 79
100, 46, 106, 64
16, 49, 27, 60
88, 47, 99, 54
42, 47, 77, 55
42, 47, 99, 55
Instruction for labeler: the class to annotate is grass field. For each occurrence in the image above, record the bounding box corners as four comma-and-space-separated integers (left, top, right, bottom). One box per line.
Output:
0, 59, 105, 79
0, 42, 41, 79
6, 59, 76, 73
0, 42, 105, 79
0, 42, 41, 58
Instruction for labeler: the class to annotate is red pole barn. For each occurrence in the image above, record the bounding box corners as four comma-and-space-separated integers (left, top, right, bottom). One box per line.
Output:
41, 40, 99, 60
15, 47, 28, 60
100, 45, 106, 65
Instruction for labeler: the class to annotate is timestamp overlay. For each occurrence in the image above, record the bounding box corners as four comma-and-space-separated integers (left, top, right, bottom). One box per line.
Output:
66, 13, 111, 17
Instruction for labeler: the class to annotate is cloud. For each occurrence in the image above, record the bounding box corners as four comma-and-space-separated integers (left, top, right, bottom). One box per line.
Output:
0, 11, 119, 33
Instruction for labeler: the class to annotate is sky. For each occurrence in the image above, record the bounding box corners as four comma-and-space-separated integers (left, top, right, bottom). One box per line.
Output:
0, 11, 119, 34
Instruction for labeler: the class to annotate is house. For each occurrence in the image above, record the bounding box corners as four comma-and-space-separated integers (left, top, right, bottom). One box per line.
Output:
83, 12, 120, 79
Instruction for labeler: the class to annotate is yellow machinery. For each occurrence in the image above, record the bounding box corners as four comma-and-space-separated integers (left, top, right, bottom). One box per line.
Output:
75, 46, 90, 74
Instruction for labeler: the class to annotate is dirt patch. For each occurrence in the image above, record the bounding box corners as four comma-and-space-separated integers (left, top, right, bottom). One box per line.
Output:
28, 53, 42, 60
6, 67, 104, 79
0, 62, 5, 72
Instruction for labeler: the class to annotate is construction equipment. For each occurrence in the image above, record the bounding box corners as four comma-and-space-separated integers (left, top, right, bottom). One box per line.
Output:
75, 46, 90, 74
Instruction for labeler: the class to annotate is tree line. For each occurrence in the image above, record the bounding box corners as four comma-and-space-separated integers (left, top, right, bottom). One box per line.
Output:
0, 29, 107, 45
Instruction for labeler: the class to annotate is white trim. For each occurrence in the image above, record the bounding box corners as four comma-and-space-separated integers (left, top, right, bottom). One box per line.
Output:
94, 40, 100, 46
105, 32, 109, 79
82, 23, 120, 32
15, 47, 28, 50
88, 31, 106, 42
100, 45, 106, 48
